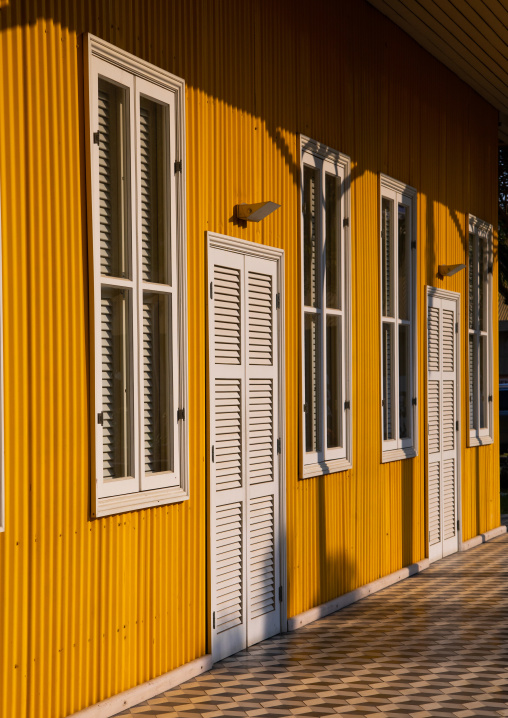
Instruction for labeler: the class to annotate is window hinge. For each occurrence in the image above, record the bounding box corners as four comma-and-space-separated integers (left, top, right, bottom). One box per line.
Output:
277, 438, 281, 454
381, 399, 385, 407
303, 403, 308, 413
457, 520, 460, 531
97, 412, 103, 425
412, 397, 417, 406
211, 446, 215, 462
93, 131, 100, 145
343, 217, 349, 228
279, 586, 283, 602
210, 281, 213, 299
456, 420, 459, 431
276, 293, 280, 309
174, 159, 182, 173
344, 400, 350, 410
488, 263, 493, 274
411, 240, 416, 250
212, 611, 215, 629
488, 395, 493, 402
177, 408, 185, 421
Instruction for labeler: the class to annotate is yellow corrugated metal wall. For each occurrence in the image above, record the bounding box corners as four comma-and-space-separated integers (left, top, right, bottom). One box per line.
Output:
0, 0, 499, 716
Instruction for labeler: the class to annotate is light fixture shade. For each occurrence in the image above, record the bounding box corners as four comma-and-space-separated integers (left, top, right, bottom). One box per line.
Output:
235, 201, 281, 222
438, 263, 466, 277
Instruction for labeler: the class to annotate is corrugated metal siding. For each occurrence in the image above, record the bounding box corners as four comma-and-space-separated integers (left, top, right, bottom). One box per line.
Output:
0, 1, 499, 716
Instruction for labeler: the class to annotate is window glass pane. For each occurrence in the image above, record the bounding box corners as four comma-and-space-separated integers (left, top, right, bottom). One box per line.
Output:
98, 78, 130, 279
468, 234, 474, 330
479, 237, 486, 331
469, 334, 475, 429
398, 203, 409, 320
304, 166, 319, 308
382, 198, 394, 317
398, 324, 411, 439
382, 322, 395, 440
304, 313, 320, 453
140, 97, 170, 285
480, 335, 488, 429
101, 288, 133, 478
326, 315, 342, 449
143, 293, 173, 473
325, 174, 341, 310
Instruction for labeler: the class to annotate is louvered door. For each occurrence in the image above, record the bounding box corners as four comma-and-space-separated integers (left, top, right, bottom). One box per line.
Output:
427, 291, 459, 563
209, 246, 281, 662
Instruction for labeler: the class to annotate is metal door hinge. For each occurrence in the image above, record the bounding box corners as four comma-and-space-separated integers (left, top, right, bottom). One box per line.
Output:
276, 293, 281, 309
488, 263, 493, 274
343, 217, 349, 228
457, 520, 460, 531
344, 400, 350, 410
97, 412, 103, 425
210, 282, 213, 299
212, 611, 215, 629
93, 131, 100, 145
277, 438, 281, 454
174, 160, 182, 173
279, 586, 283, 602
211, 446, 215, 462
455, 322, 459, 333
456, 420, 459, 431
488, 395, 493, 402
177, 408, 185, 421
412, 397, 417, 406
303, 403, 308, 413
411, 240, 416, 250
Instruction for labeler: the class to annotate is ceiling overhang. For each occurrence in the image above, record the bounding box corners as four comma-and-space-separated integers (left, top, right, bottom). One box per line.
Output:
367, 0, 508, 144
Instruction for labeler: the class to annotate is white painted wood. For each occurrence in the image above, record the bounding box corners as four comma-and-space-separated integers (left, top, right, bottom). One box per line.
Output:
427, 289, 460, 563
288, 559, 429, 632
85, 35, 188, 516
208, 240, 283, 662
67, 654, 213, 718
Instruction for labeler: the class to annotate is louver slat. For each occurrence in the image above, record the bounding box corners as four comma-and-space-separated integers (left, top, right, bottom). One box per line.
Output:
140, 103, 154, 282
101, 295, 115, 478
214, 266, 241, 364
248, 379, 273, 485
428, 462, 441, 545
215, 379, 242, 491
216, 502, 243, 633
442, 380, 454, 452
98, 87, 114, 276
469, 336, 474, 428
248, 272, 272, 365
249, 496, 275, 619
443, 459, 456, 540
428, 306, 439, 372
428, 380, 440, 454
442, 309, 454, 372
143, 300, 155, 472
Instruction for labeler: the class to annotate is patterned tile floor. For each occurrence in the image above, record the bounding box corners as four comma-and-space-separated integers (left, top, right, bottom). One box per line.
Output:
119, 531, 508, 717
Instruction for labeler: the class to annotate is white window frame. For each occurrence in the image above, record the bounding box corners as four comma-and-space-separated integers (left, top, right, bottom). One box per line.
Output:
379, 174, 418, 463
468, 215, 493, 447
85, 35, 188, 517
299, 136, 352, 479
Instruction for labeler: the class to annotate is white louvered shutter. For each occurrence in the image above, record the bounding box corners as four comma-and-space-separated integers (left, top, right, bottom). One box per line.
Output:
209, 247, 280, 662
427, 295, 458, 562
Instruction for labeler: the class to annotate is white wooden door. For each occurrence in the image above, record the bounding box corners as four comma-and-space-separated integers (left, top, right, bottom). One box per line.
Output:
427, 291, 459, 562
209, 246, 281, 662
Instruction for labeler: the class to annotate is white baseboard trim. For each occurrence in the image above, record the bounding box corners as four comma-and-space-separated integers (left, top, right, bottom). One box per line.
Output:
460, 524, 507, 552
68, 654, 213, 718
287, 559, 429, 632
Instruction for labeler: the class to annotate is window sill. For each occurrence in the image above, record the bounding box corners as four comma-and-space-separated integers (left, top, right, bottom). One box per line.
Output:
468, 434, 494, 448
94, 485, 189, 518
300, 457, 352, 479
381, 447, 417, 464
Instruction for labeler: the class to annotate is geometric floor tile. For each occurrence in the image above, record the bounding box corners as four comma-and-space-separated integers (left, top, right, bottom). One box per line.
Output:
117, 526, 508, 717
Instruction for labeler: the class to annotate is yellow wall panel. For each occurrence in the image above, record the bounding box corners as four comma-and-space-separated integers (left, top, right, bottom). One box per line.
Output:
0, 0, 500, 716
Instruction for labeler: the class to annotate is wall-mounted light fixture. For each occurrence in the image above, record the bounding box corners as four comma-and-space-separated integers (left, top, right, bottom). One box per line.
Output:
438, 263, 465, 278
235, 201, 280, 222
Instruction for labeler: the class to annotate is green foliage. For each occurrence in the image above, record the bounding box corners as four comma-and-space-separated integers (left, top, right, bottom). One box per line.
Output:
499, 146, 508, 300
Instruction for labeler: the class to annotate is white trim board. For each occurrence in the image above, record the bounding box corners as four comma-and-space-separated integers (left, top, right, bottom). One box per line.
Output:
460, 524, 506, 552
287, 559, 429, 632
67, 655, 213, 718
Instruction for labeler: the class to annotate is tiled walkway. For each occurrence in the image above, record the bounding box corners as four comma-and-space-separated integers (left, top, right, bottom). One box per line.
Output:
119, 533, 508, 717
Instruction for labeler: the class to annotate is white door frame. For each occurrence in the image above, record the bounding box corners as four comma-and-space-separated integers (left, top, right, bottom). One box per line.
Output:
426, 286, 462, 559
206, 231, 287, 658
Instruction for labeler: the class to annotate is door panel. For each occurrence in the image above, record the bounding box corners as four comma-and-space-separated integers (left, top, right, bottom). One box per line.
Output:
209, 247, 281, 662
